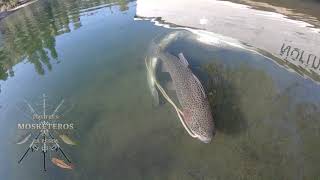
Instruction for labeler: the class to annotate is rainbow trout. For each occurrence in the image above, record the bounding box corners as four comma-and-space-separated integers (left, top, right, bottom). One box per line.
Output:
146, 32, 215, 143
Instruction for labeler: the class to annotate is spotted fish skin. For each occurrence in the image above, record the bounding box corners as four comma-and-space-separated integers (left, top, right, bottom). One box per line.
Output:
158, 51, 215, 143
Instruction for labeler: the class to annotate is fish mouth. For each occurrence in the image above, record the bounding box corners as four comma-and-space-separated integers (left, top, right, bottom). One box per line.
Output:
177, 111, 198, 138
179, 113, 212, 144
197, 136, 212, 144
178, 110, 213, 144
178, 111, 212, 143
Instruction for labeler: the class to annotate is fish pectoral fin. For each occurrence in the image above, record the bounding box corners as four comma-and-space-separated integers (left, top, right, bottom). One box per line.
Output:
178, 52, 189, 67
192, 74, 207, 98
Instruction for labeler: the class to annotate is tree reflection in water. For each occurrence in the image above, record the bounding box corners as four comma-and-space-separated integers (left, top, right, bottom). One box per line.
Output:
0, 0, 129, 80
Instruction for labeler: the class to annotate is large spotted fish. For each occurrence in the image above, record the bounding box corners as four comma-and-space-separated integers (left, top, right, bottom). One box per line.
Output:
146, 32, 215, 143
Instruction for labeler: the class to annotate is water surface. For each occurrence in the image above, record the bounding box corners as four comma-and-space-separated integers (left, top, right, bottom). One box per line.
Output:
0, 0, 320, 179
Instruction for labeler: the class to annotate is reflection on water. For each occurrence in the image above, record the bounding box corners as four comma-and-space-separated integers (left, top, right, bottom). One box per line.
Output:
0, 0, 129, 81
136, 0, 320, 84
231, 0, 320, 27
0, 0, 320, 179
243, 0, 320, 24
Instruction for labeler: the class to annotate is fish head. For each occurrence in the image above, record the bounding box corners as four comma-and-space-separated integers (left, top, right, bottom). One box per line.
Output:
183, 107, 215, 143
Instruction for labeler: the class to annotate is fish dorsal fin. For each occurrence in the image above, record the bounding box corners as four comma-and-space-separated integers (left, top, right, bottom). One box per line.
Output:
177, 52, 206, 98
192, 74, 207, 98
178, 52, 189, 67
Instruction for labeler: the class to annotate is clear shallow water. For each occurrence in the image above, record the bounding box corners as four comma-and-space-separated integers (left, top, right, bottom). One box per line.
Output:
0, 0, 320, 179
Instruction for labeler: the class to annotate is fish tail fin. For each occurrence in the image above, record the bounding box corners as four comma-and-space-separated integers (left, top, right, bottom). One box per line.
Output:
150, 31, 182, 56
145, 56, 162, 106
145, 31, 185, 106
158, 31, 181, 51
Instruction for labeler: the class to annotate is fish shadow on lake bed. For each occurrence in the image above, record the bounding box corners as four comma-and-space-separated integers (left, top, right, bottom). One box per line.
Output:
193, 63, 248, 136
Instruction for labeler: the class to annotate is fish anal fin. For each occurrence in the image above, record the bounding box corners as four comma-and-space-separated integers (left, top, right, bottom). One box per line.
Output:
178, 52, 189, 67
